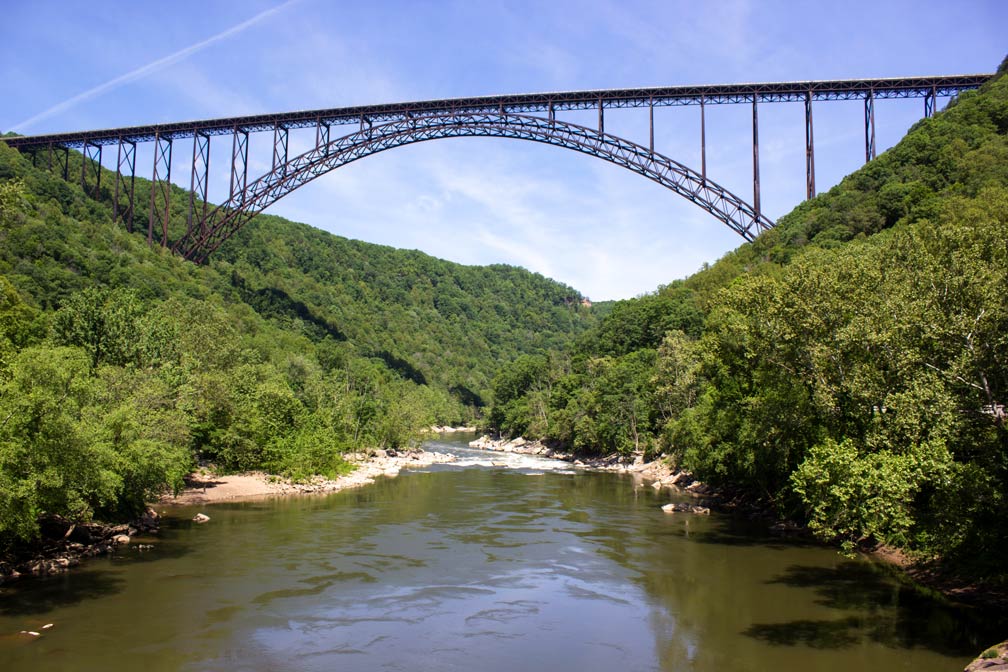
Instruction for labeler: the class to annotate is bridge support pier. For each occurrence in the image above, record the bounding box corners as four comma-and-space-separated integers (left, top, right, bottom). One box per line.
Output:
229, 127, 249, 202
113, 137, 136, 231
700, 95, 707, 180
752, 98, 761, 220
805, 91, 816, 200
81, 141, 102, 199
648, 97, 654, 153
188, 131, 211, 239
149, 133, 172, 247
317, 119, 331, 156
924, 85, 938, 118
864, 89, 876, 162
272, 123, 289, 177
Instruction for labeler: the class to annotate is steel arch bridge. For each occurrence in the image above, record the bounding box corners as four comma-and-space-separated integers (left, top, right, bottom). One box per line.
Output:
174, 112, 771, 263
2, 73, 992, 262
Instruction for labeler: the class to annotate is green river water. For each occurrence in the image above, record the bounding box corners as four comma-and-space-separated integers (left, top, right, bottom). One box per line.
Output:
0, 436, 1000, 671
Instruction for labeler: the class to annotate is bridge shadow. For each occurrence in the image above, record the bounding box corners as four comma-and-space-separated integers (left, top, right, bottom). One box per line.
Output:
741, 562, 1005, 656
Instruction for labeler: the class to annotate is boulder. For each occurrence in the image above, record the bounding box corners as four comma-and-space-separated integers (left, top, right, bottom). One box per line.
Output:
661, 502, 711, 515
113, 534, 131, 545
192, 513, 210, 524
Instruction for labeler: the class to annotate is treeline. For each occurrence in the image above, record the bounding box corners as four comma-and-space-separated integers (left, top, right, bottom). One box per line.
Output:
488, 62, 1008, 578
0, 135, 592, 554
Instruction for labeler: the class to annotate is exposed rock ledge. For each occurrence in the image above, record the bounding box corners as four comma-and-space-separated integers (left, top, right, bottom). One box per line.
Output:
468, 435, 713, 490
468, 435, 797, 526
965, 640, 1008, 671
0, 508, 160, 584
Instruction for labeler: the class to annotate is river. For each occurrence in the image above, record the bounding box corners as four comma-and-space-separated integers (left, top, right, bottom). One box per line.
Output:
0, 435, 999, 670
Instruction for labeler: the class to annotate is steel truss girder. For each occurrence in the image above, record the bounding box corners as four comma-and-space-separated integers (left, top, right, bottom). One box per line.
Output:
175, 113, 773, 263
2, 74, 990, 151
149, 133, 172, 247
114, 137, 136, 230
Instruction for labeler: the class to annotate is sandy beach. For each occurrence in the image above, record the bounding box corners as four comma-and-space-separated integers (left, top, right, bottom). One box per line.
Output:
160, 450, 456, 506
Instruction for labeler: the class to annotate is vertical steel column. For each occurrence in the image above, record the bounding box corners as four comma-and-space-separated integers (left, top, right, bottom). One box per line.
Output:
47, 143, 53, 172
805, 90, 816, 200
598, 98, 604, 135
648, 97, 654, 153
229, 126, 249, 202
113, 137, 136, 231
548, 100, 555, 126
317, 118, 331, 155
30, 152, 37, 168
700, 95, 707, 180
81, 141, 102, 198
864, 89, 876, 162
924, 85, 937, 118
272, 123, 288, 177
188, 131, 211, 238
752, 96, 760, 220
60, 146, 70, 181
149, 133, 173, 247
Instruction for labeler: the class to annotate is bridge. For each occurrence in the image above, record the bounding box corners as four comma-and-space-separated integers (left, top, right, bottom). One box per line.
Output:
2, 74, 992, 263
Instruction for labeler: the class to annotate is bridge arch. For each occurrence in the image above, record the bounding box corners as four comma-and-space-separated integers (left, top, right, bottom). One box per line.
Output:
175, 112, 774, 263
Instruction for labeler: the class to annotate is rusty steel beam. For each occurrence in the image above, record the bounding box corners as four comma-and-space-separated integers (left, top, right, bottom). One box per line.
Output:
229, 127, 249, 201
925, 84, 938, 118
188, 131, 211, 239
805, 91, 815, 200
272, 123, 288, 176
865, 89, 876, 162
149, 133, 172, 247
113, 137, 136, 230
752, 98, 760, 221
2, 74, 991, 151
81, 141, 102, 198
700, 95, 707, 181
174, 112, 774, 263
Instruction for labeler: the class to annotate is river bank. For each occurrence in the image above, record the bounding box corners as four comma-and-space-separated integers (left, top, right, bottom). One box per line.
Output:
0, 448, 456, 584
469, 433, 1008, 624
160, 448, 456, 505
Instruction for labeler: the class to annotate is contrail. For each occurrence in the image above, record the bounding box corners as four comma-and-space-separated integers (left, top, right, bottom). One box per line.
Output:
11, 0, 299, 132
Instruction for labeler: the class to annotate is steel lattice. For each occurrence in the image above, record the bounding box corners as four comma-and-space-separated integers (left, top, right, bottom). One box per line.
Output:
174, 113, 772, 263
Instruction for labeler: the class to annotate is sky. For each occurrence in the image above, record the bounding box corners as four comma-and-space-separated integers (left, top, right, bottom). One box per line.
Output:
2, 1, 1005, 300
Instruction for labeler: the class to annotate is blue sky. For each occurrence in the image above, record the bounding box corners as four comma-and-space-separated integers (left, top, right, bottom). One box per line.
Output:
2, 1, 1005, 300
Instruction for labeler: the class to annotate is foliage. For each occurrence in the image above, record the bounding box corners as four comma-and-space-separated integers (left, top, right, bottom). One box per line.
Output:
0, 129, 599, 554
486, 62, 1008, 580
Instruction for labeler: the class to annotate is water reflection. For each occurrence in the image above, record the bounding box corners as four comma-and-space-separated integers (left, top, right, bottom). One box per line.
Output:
0, 438, 1001, 672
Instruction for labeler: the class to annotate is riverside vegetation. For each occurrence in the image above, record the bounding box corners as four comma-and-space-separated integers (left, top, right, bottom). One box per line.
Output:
1, 58, 1007, 596
0, 139, 595, 562
487, 59, 1008, 586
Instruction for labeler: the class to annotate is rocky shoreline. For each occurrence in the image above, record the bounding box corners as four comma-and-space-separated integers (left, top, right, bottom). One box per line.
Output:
468, 434, 741, 518
0, 507, 160, 584
966, 640, 1008, 671
161, 448, 456, 505
0, 448, 456, 584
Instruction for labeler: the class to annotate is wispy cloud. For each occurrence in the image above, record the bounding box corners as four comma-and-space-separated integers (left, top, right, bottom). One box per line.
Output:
11, 0, 300, 132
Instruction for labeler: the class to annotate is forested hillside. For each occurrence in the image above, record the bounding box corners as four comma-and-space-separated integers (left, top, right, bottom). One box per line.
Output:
0, 139, 594, 555
489, 59, 1008, 580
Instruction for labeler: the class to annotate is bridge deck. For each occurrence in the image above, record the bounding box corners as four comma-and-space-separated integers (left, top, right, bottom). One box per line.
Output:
2, 74, 993, 150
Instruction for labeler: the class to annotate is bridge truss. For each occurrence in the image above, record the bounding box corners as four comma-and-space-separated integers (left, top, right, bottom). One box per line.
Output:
2, 74, 992, 262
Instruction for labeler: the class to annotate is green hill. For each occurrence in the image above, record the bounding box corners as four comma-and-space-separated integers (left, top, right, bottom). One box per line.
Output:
490, 59, 1008, 581
0, 138, 595, 554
